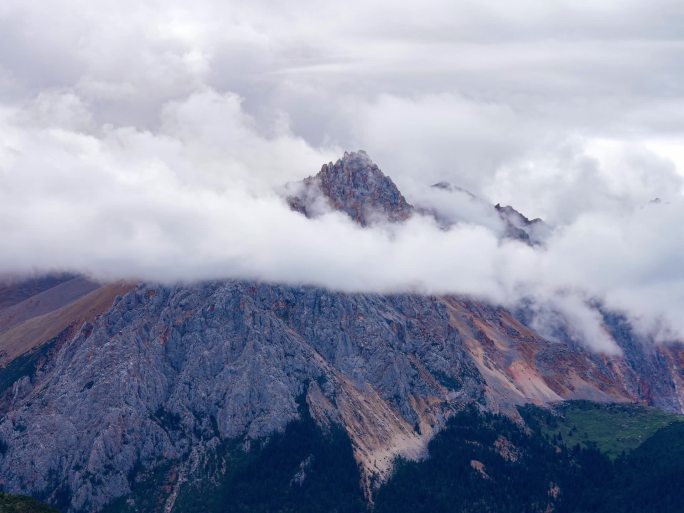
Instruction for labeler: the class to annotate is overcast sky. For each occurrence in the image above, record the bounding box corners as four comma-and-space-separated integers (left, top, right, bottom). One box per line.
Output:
1, 0, 684, 351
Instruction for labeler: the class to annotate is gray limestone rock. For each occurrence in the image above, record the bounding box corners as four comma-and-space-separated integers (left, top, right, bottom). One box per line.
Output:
0, 282, 484, 512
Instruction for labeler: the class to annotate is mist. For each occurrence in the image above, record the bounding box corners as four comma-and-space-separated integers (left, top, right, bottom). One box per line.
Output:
1, 0, 684, 353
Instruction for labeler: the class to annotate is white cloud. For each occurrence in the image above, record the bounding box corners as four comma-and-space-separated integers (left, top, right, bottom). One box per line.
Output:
1, 0, 684, 353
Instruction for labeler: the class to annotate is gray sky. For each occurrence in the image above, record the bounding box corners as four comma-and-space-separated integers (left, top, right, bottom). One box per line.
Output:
1, 0, 684, 351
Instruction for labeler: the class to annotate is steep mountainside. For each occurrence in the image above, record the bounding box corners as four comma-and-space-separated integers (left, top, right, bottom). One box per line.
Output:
0, 283, 485, 511
0, 152, 682, 512
0, 276, 133, 367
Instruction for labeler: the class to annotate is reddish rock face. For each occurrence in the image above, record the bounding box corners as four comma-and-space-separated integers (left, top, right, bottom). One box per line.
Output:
0, 275, 133, 366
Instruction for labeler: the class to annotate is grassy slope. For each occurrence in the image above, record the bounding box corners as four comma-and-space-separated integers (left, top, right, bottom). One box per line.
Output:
529, 400, 684, 458
378, 403, 684, 513
0, 281, 132, 366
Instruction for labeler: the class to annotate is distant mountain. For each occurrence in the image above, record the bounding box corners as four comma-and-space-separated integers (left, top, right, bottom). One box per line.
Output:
0, 275, 132, 367
287, 150, 413, 226
286, 150, 549, 244
0, 152, 682, 512
494, 203, 550, 244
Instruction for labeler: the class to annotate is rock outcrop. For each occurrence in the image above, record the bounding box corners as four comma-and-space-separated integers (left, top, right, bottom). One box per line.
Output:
287, 150, 413, 226
494, 203, 550, 245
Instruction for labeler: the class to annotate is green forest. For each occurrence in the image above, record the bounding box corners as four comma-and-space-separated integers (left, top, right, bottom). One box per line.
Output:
6, 401, 684, 513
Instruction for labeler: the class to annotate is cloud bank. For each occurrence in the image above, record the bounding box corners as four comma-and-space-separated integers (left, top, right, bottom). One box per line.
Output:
1, 0, 684, 352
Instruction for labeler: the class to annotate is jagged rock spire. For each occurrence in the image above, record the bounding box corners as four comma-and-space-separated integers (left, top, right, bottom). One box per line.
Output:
288, 150, 413, 226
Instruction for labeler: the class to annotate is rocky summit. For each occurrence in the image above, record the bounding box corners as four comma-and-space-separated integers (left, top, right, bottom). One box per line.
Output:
0, 152, 683, 513
287, 150, 413, 226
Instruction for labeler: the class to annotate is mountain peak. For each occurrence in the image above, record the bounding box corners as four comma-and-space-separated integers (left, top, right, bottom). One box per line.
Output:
494, 203, 549, 244
339, 149, 373, 165
288, 150, 413, 226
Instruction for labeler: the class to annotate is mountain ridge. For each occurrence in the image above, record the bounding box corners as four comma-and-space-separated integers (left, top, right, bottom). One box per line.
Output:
288, 150, 549, 245
0, 151, 682, 512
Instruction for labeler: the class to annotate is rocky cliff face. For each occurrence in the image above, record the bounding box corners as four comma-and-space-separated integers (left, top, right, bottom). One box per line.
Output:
0, 283, 484, 511
0, 152, 682, 513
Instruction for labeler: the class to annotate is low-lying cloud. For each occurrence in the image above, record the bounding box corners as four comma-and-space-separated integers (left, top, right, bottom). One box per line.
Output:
1, 0, 684, 353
